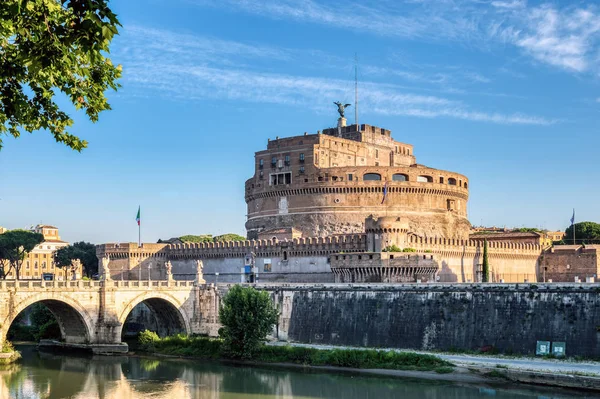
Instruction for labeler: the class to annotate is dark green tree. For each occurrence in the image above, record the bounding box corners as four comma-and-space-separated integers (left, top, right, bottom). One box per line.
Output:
54, 241, 98, 276
0, 0, 121, 151
482, 239, 489, 282
218, 285, 279, 359
214, 233, 246, 242
564, 222, 600, 244
0, 230, 44, 279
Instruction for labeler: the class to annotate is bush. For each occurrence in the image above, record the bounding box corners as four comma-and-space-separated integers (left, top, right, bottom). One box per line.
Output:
402, 248, 417, 252
138, 329, 160, 351
382, 245, 402, 252
218, 285, 279, 359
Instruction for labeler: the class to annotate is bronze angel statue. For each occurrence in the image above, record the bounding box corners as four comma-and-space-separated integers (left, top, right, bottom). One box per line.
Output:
334, 101, 351, 118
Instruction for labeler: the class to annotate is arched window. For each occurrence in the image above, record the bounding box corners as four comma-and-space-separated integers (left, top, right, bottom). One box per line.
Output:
392, 173, 408, 181
448, 178, 457, 185
464, 182, 468, 189
363, 173, 382, 181
417, 175, 433, 183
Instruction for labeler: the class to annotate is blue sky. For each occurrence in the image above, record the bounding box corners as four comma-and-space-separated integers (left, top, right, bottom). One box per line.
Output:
1, 0, 600, 243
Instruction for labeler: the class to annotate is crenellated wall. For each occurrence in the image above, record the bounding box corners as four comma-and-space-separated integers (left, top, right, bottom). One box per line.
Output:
406, 235, 541, 282
97, 231, 543, 284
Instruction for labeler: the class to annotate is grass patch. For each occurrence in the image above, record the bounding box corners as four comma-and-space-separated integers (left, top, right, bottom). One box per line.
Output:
137, 331, 454, 373
484, 370, 508, 379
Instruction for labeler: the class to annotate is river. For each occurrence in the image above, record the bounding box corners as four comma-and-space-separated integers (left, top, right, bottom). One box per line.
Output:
0, 345, 594, 398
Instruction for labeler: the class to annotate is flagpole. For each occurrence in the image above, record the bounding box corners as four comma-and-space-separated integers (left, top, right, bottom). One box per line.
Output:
573, 208, 575, 245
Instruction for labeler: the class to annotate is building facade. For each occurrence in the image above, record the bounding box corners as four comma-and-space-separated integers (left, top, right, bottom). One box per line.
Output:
1, 225, 70, 279
245, 123, 470, 240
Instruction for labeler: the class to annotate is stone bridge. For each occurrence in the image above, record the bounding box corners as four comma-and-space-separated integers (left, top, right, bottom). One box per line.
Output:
0, 279, 221, 354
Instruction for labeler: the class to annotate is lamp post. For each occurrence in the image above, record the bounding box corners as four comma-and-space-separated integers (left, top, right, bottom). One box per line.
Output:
215, 272, 219, 284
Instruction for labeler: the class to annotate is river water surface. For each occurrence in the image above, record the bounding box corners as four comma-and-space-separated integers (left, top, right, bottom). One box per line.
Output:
0, 345, 594, 399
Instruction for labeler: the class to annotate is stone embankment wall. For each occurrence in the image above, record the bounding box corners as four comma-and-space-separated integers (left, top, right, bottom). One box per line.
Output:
264, 283, 600, 358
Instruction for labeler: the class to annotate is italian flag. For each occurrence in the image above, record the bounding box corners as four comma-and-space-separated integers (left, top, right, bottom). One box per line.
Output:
136, 206, 141, 226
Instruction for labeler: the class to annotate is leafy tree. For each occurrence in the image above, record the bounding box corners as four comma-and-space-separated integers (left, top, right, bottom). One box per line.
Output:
218, 285, 279, 359
482, 239, 489, 283
382, 245, 402, 252
0, 230, 44, 279
214, 233, 246, 242
0, 0, 121, 151
175, 234, 246, 243
513, 227, 543, 233
564, 222, 600, 244
54, 241, 98, 276
179, 235, 213, 243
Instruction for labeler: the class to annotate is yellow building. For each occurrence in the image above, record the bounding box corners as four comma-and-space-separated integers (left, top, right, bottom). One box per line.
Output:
2, 225, 70, 280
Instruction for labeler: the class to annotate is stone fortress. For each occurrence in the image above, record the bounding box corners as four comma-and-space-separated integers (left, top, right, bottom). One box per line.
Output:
245, 123, 470, 239
95, 116, 600, 285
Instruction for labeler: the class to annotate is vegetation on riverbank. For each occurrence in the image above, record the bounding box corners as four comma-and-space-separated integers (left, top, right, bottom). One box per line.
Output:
0, 341, 21, 365
137, 331, 454, 373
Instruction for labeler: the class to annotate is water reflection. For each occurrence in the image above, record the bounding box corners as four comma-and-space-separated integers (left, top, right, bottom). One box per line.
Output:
0, 345, 593, 399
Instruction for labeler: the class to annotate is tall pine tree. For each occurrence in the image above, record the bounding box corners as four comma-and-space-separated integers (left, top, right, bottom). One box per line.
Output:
482, 239, 489, 282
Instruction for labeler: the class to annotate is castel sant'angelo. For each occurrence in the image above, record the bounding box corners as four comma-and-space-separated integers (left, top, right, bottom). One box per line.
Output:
98, 107, 567, 285
245, 118, 470, 240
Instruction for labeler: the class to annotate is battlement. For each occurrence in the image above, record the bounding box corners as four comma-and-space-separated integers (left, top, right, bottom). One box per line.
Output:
407, 235, 543, 253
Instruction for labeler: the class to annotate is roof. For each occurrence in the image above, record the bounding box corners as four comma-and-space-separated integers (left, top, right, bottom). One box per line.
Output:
36, 224, 58, 229
43, 239, 68, 244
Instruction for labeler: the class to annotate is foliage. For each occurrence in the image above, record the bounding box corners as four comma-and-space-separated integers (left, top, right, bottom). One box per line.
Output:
7, 303, 60, 342
1, 340, 15, 353
0, 229, 44, 279
140, 334, 455, 373
513, 227, 543, 233
177, 234, 246, 243
54, 241, 98, 276
382, 245, 402, 252
138, 329, 160, 351
218, 285, 279, 359
0, 0, 122, 151
402, 248, 417, 252
482, 239, 489, 283
178, 235, 214, 243
214, 233, 246, 242
564, 222, 600, 244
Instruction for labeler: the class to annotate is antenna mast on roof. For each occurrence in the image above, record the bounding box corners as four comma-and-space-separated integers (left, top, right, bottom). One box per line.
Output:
355, 53, 359, 131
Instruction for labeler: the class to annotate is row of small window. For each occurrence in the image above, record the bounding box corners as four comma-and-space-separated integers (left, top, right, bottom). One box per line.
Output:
24, 261, 54, 269
259, 154, 305, 169
260, 167, 304, 180
363, 173, 467, 188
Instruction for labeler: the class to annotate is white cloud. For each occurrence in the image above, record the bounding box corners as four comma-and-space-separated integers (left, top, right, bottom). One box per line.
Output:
190, 0, 600, 74
115, 25, 555, 126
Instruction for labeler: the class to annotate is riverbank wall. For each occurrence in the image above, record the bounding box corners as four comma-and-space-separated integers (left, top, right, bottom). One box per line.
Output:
259, 283, 600, 358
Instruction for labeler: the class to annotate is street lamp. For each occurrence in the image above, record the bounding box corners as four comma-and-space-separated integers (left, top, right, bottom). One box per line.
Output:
215, 272, 220, 284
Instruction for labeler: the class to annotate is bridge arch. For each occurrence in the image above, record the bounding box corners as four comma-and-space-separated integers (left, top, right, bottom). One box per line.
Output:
1, 293, 94, 346
118, 292, 190, 338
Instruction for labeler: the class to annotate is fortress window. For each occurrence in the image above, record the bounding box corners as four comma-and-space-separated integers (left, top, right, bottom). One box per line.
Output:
464, 182, 468, 189
448, 178, 457, 185
285, 155, 290, 166
417, 175, 433, 183
259, 159, 264, 169
271, 157, 277, 167
348, 173, 353, 181
299, 166, 305, 174
439, 177, 444, 184
363, 173, 382, 181
392, 173, 408, 181
299, 153, 305, 162
259, 171, 264, 179
375, 149, 379, 158
407, 149, 411, 155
